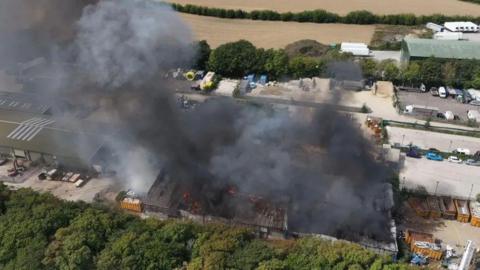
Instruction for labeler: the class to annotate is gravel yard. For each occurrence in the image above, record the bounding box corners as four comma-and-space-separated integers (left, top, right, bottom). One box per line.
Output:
397, 91, 479, 121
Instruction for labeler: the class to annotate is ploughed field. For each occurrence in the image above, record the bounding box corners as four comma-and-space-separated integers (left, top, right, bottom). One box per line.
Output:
180, 14, 375, 48
172, 0, 480, 16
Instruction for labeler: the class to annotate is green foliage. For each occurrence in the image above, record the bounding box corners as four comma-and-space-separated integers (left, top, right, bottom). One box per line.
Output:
194, 40, 211, 70
360, 59, 377, 78
361, 104, 370, 113
170, 3, 480, 26
471, 71, 480, 89
288, 56, 324, 78
208, 40, 258, 77
0, 187, 418, 270
264, 49, 289, 79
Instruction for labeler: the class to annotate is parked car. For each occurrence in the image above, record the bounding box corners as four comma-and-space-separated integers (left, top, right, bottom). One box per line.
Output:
407, 148, 422, 158
447, 156, 462, 163
428, 148, 441, 153
454, 148, 471, 155
466, 159, 480, 166
439, 87, 448, 98
426, 152, 443, 161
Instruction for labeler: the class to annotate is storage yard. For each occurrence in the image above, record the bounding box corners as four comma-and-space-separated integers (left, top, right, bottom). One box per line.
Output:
171, 0, 480, 15
180, 14, 375, 48
400, 200, 480, 254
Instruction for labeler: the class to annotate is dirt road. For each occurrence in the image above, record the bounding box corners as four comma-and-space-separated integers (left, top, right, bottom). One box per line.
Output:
172, 0, 480, 16
180, 14, 375, 48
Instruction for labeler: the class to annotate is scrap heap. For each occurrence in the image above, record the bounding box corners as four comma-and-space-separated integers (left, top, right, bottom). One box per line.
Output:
470, 201, 480, 227
405, 230, 442, 260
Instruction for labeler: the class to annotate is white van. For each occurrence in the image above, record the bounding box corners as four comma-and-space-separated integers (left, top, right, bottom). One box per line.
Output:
438, 87, 448, 98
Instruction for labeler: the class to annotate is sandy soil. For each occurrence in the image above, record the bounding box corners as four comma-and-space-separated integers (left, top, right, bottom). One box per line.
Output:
180, 14, 375, 48
172, 0, 480, 16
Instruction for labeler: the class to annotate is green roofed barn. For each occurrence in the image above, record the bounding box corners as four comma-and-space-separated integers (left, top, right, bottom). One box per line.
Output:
400, 38, 480, 64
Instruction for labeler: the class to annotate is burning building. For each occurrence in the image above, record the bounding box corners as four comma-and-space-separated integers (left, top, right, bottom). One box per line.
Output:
144, 169, 288, 234
1, 0, 398, 257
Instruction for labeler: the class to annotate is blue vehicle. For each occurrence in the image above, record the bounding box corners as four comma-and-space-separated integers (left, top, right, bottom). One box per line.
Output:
426, 152, 443, 161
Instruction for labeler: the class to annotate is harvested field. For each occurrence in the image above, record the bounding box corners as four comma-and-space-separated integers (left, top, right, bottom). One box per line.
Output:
172, 0, 480, 16
180, 14, 375, 48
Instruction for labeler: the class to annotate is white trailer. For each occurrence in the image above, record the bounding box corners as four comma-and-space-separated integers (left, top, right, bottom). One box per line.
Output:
340, 42, 371, 56
426, 22, 445, 33
434, 31, 463, 40
444, 22, 479, 33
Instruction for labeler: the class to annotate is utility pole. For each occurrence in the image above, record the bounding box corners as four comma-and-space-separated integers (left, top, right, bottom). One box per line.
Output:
468, 184, 474, 201
434, 181, 440, 196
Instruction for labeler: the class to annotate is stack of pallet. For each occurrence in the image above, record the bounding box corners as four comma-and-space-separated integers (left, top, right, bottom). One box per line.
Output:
426, 196, 442, 219
439, 197, 457, 220
454, 199, 471, 223
408, 197, 430, 218
405, 230, 443, 260
470, 201, 480, 227
120, 198, 143, 213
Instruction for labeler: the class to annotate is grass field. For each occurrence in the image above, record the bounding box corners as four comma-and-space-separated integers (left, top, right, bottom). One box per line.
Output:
180, 14, 376, 48
172, 0, 480, 16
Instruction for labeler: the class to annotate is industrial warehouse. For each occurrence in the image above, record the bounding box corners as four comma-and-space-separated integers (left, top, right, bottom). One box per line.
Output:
2, 0, 480, 268
0, 91, 109, 170
400, 38, 480, 63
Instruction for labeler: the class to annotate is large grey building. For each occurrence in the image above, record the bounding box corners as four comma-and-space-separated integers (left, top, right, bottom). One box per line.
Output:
400, 38, 480, 64
0, 109, 107, 168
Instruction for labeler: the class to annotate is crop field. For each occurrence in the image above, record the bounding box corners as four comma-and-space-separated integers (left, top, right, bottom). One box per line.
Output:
172, 0, 480, 16
180, 14, 375, 48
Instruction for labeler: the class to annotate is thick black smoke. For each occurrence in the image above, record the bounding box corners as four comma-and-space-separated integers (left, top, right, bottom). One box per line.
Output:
0, 0, 395, 241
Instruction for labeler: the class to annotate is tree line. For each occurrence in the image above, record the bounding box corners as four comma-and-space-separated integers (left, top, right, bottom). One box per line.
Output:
172, 3, 480, 26
0, 183, 418, 270
459, 0, 480, 4
360, 58, 480, 88
195, 40, 480, 89
196, 40, 354, 80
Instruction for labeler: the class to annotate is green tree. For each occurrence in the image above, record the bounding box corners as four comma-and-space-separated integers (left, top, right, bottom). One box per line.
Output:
471, 71, 480, 89
264, 49, 289, 79
207, 40, 258, 77
257, 258, 287, 270
288, 56, 323, 78
379, 60, 399, 82
401, 62, 421, 85
360, 58, 377, 78
194, 40, 211, 70
418, 58, 442, 86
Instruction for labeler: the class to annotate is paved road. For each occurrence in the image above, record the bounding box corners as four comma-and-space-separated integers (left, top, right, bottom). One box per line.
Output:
371, 50, 401, 62
400, 157, 480, 199
387, 126, 480, 153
